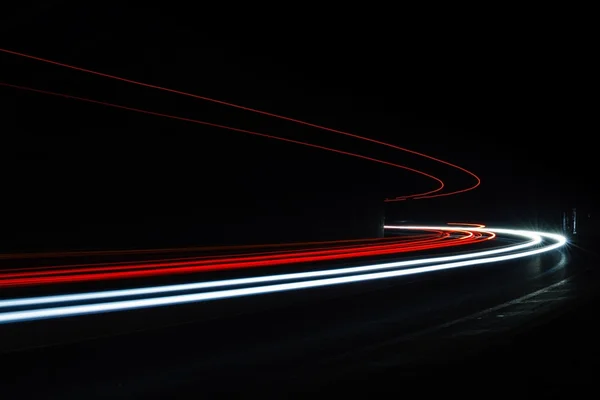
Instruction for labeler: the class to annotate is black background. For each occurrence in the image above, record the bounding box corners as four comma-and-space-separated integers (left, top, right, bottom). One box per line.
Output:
0, 2, 594, 250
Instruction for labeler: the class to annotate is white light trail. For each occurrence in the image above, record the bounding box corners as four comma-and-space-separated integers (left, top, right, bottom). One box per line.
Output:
0, 226, 534, 309
0, 226, 567, 324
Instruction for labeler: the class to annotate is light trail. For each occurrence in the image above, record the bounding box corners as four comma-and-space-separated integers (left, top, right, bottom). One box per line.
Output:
0, 48, 481, 200
0, 226, 567, 324
447, 222, 486, 228
0, 81, 444, 200
0, 51, 563, 330
0, 227, 483, 288
0, 234, 437, 261
0, 233, 446, 272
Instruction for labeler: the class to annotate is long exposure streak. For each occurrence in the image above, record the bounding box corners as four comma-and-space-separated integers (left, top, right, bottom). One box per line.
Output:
0, 234, 438, 261
0, 227, 488, 288
0, 226, 567, 324
0, 82, 444, 200
0, 44, 569, 338
0, 48, 480, 200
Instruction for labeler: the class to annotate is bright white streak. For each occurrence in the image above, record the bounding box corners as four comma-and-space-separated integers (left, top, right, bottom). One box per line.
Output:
0, 228, 566, 324
0, 226, 538, 309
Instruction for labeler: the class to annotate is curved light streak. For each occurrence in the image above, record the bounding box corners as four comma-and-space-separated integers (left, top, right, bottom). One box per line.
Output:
0, 234, 434, 261
0, 48, 481, 200
0, 229, 481, 287
0, 226, 566, 324
447, 222, 486, 228
0, 233, 446, 273
0, 82, 444, 200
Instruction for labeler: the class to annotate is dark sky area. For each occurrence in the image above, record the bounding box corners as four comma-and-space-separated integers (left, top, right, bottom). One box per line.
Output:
0, 3, 594, 249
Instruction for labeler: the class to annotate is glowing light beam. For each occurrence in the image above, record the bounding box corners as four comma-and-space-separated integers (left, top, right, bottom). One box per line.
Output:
0, 226, 566, 324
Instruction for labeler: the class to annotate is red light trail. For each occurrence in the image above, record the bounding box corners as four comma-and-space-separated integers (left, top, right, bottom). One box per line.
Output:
0, 48, 570, 331
0, 229, 494, 288
0, 47, 480, 200
0, 82, 444, 200
0, 233, 446, 273
0, 226, 568, 326
0, 50, 490, 296
0, 234, 433, 260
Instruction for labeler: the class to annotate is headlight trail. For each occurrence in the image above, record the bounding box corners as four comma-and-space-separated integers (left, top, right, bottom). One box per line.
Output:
0, 225, 567, 324
0, 47, 481, 200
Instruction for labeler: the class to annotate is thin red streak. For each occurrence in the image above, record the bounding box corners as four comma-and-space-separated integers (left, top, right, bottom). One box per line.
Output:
456, 230, 474, 239
447, 222, 486, 228
0, 231, 494, 287
0, 234, 434, 260
0, 233, 448, 275
0, 82, 444, 198
0, 48, 481, 200
0, 232, 489, 287
0, 233, 456, 279
0, 233, 447, 272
